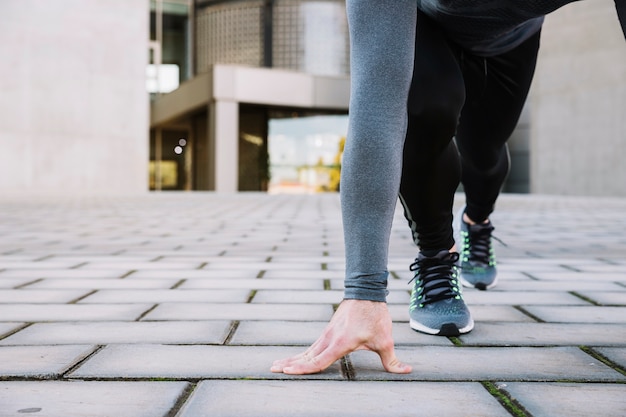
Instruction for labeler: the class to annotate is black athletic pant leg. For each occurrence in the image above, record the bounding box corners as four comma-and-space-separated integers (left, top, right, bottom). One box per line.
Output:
457, 30, 542, 223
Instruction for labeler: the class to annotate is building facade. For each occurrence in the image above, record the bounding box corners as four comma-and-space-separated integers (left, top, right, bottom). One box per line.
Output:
149, 0, 351, 193
0, 0, 149, 194
1, 0, 625, 196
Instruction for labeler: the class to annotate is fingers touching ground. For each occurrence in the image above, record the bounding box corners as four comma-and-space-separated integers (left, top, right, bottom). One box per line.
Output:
271, 299, 412, 375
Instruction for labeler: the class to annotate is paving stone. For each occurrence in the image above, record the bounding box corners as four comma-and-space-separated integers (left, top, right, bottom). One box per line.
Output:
0, 304, 154, 321
0, 321, 232, 345
0, 261, 84, 269
80, 261, 203, 269
24, 278, 181, 289
0, 323, 24, 338
488, 280, 624, 292
143, 302, 334, 321
77, 289, 250, 303
0, 192, 625, 416
459, 322, 626, 346
131, 269, 260, 279
463, 290, 588, 305
179, 278, 323, 290
522, 306, 626, 323
261, 270, 344, 279
0, 381, 189, 417
0, 345, 95, 377
501, 382, 626, 417
0, 277, 42, 288
576, 291, 626, 305
348, 346, 626, 381
0, 289, 92, 303
204, 262, 323, 270
0, 269, 132, 278
69, 345, 343, 380
251, 289, 409, 304
177, 380, 507, 417
594, 347, 626, 369
229, 321, 330, 345
44, 255, 158, 263
527, 272, 626, 281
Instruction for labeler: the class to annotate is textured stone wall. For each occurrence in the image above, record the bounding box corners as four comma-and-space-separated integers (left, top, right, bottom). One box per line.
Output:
529, 1, 626, 196
0, 0, 149, 194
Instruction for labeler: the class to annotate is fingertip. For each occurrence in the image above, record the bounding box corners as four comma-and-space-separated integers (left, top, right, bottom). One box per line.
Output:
397, 363, 412, 374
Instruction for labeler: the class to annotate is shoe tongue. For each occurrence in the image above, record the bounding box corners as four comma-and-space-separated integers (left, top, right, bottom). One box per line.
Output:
420, 249, 452, 260
469, 222, 493, 233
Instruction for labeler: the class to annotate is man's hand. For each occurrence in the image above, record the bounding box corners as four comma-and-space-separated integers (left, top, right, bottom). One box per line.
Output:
271, 299, 412, 375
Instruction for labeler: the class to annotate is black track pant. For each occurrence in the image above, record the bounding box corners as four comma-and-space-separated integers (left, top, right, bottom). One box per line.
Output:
399, 11, 541, 252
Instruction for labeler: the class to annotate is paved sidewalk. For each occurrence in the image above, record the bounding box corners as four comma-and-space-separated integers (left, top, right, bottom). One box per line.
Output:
0, 192, 624, 416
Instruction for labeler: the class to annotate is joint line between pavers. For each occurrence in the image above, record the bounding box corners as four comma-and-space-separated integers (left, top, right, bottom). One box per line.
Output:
61, 345, 106, 379
165, 381, 198, 417
67, 289, 98, 304
481, 381, 532, 417
135, 304, 159, 321
512, 305, 545, 323
580, 346, 626, 377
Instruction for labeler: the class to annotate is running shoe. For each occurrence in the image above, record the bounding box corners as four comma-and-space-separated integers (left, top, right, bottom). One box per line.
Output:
456, 206, 498, 290
408, 250, 474, 336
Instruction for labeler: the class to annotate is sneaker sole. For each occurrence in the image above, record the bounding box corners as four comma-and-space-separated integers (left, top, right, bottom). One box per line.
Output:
409, 318, 474, 336
460, 274, 498, 291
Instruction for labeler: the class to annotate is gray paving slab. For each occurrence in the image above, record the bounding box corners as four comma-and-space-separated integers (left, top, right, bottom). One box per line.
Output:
177, 380, 507, 417
0, 192, 625, 416
130, 269, 260, 279
0, 289, 91, 303
526, 271, 626, 281
229, 320, 330, 345
348, 346, 626, 381
576, 290, 626, 305
0, 345, 96, 378
0, 321, 232, 345
594, 347, 626, 369
79, 261, 204, 269
0, 277, 43, 288
458, 322, 626, 346
463, 290, 589, 305
204, 262, 324, 270
0, 381, 189, 417
0, 323, 25, 338
179, 277, 324, 290
143, 302, 334, 321
0, 303, 154, 321
77, 289, 250, 303
23, 278, 181, 289
0, 261, 84, 269
0, 269, 133, 278
484, 280, 625, 292
522, 306, 626, 323
501, 382, 626, 417
69, 345, 344, 380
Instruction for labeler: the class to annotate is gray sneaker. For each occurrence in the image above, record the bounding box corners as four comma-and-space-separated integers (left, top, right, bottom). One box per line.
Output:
408, 250, 474, 336
456, 206, 498, 290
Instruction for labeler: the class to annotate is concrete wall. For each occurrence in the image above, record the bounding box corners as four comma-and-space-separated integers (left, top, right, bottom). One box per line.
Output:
529, 1, 626, 196
0, 0, 149, 195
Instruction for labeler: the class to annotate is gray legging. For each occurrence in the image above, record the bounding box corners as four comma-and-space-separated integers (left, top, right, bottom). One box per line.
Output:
342, 0, 417, 302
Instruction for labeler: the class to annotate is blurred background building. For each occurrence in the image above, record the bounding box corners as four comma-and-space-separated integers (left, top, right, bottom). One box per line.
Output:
1, 0, 625, 196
